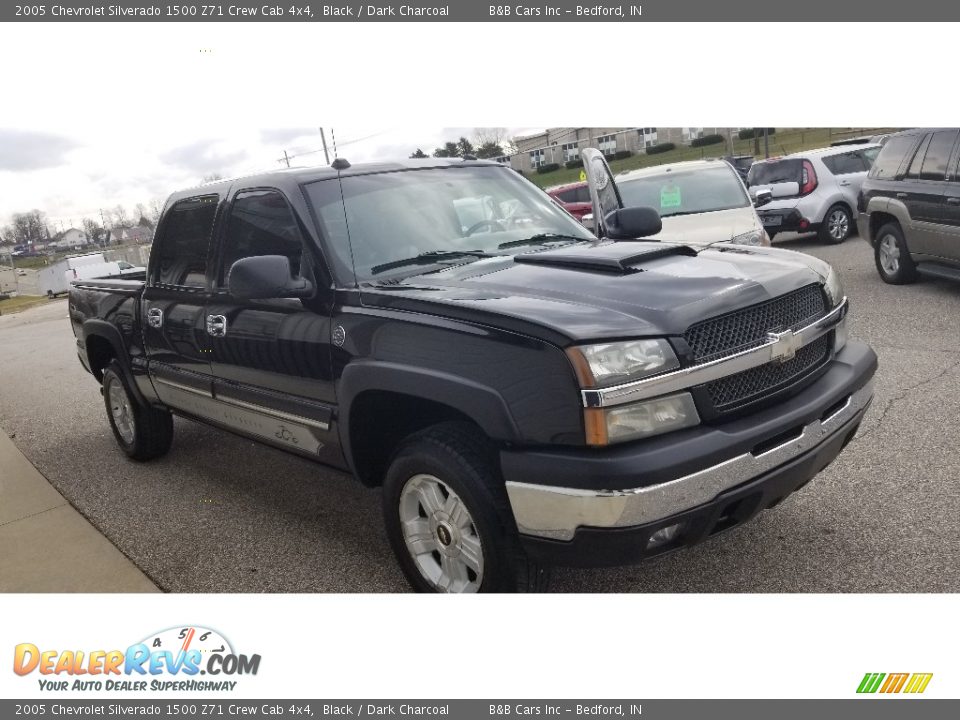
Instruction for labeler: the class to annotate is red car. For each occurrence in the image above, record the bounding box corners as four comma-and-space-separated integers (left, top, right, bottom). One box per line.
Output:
546, 181, 591, 220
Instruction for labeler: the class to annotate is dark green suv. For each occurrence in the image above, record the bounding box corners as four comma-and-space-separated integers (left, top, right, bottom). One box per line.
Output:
859, 128, 960, 284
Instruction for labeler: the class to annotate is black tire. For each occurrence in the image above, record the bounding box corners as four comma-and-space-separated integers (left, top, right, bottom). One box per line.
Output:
382, 421, 549, 593
102, 359, 173, 461
46, 290, 53, 299
874, 221, 917, 285
819, 203, 853, 244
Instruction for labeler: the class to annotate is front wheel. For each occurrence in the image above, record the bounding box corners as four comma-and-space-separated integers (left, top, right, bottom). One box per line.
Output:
874, 222, 917, 284
820, 204, 853, 244
382, 422, 549, 593
102, 360, 174, 461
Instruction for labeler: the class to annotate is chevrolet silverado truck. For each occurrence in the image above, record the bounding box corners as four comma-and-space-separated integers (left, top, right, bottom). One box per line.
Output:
68, 149, 877, 593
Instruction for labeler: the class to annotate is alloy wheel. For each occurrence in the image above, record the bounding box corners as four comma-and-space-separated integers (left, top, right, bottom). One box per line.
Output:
108, 377, 136, 444
878, 234, 901, 275
828, 209, 850, 241
398, 473, 484, 593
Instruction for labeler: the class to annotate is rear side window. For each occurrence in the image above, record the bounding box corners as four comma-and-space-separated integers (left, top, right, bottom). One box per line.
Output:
153, 195, 218, 287
822, 151, 866, 175
220, 190, 305, 284
555, 188, 579, 203
920, 130, 958, 181
906, 134, 932, 179
870, 134, 921, 180
747, 159, 801, 186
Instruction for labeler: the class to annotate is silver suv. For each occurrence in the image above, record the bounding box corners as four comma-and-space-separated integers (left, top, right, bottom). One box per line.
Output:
747, 144, 881, 244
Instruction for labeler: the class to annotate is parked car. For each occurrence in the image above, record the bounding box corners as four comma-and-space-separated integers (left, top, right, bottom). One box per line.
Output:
16, 269, 26, 276
546, 180, 592, 220
612, 159, 770, 246
747, 144, 881, 243
858, 128, 960, 284
68, 153, 876, 593
723, 154, 755, 181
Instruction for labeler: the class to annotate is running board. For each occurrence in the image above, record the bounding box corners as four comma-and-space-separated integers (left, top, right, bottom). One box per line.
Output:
917, 262, 960, 283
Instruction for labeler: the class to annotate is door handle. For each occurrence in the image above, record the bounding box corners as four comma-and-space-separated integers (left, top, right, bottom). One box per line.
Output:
206, 314, 228, 337
146, 307, 163, 329
839, 180, 851, 186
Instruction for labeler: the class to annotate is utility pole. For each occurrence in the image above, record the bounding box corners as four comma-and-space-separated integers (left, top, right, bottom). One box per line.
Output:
100, 209, 109, 247
283, 150, 291, 168
763, 127, 770, 159
319, 128, 331, 164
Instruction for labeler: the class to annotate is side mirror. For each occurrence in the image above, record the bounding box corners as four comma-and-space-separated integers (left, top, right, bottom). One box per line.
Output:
753, 189, 773, 208
603, 206, 663, 240
227, 255, 313, 300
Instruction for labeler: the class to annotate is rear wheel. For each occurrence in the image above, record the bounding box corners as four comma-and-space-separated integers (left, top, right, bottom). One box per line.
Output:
874, 222, 917, 284
382, 422, 549, 593
102, 360, 174, 461
820, 204, 852, 244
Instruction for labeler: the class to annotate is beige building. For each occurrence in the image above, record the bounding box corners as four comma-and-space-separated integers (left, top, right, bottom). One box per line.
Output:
506, 127, 737, 174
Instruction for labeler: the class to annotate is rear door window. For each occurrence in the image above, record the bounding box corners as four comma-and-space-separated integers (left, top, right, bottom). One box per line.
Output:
747, 159, 801, 187
153, 195, 219, 287
555, 188, 579, 203
870, 134, 922, 180
920, 130, 959, 181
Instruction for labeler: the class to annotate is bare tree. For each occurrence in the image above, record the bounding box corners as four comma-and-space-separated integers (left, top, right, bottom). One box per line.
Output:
111, 205, 130, 229
147, 199, 164, 225
81, 218, 104, 245
202, 173, 224, 183
9, 210, 48, 244
474, 127, 508, 146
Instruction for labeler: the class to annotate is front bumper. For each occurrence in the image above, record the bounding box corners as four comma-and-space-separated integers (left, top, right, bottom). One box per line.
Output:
503, 341, 876, 567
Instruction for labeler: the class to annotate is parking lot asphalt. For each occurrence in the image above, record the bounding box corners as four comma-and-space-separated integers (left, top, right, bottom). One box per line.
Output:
1, 235, 958, 593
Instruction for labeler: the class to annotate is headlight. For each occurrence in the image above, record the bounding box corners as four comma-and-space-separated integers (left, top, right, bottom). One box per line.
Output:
584, 393, 700, 446
567, 339, 679, 388
823, 267, 844, 308
730, 228, 771, 247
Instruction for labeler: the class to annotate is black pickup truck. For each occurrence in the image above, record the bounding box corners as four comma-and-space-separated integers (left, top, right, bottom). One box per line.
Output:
69, 149, 877, 593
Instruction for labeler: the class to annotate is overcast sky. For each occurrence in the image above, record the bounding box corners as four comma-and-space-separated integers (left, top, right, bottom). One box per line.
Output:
0, 125, 541, 231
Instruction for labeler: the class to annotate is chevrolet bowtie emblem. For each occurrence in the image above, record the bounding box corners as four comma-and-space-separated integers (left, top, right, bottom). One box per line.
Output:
768, 329, 802, 363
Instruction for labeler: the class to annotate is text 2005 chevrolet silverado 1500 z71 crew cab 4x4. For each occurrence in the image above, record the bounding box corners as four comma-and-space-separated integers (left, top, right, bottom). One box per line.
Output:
68, 149, 877, 593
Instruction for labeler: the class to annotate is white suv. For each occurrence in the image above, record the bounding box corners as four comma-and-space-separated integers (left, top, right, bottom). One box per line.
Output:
746, 144, 881, 243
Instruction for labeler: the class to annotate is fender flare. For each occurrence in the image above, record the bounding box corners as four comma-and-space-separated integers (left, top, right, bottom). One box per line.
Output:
82, 320, 148, 406
337, 360, 521, 477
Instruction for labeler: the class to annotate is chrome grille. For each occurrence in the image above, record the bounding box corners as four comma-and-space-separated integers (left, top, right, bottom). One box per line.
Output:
705, 334, 831, 410
684, 284, 826, 363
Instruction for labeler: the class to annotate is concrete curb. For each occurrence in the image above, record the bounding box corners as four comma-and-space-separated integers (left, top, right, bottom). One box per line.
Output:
0, 430, 159, 592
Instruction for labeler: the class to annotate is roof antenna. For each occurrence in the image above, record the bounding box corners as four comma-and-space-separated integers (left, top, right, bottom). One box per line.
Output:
331, 157, 351, 170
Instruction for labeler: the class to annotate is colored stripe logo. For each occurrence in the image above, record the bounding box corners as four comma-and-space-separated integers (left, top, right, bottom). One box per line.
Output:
857, 672, 933, 694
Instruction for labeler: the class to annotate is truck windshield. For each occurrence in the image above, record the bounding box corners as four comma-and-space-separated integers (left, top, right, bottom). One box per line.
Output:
617, 166, 750, 218
305, 165, 595, 282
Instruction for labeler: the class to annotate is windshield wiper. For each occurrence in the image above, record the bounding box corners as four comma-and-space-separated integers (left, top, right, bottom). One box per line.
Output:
370, 250, 493, 275
497, 233, 588, 250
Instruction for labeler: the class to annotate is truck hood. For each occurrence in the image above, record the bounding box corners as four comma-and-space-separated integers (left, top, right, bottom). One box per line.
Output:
359, 241, 829, 345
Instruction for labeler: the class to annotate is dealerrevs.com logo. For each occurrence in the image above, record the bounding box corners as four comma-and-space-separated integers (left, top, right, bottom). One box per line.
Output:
13, 626, 261, 693
857, 673, 933, 694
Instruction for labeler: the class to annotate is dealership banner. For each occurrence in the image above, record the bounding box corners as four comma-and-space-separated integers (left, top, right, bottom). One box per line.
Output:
1, 701, 959, 718
2, 0, 958, 22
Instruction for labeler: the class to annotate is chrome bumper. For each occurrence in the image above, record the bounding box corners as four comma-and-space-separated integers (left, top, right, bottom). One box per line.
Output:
506, 380, 873, 541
